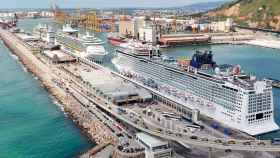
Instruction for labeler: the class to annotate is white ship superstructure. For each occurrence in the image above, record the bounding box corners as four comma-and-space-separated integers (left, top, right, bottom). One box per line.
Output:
81, 32, 105, 46
81, 45, 108, 63
55, 24, 107, 63
114, 49, 279, 135
119, 40, 151, 56
33, 24, 55, 44
33, 23, 48, 37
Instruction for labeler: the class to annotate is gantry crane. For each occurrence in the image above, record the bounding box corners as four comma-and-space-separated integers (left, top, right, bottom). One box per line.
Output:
51, 0, 115, 33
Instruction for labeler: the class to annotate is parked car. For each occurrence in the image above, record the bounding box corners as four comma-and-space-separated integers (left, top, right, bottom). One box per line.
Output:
190, 135, 198, 140
227, 140, 236, 144
214, 139, 222, 143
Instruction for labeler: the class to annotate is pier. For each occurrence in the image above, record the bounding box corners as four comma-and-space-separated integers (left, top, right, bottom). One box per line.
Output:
63, 63, 280, 151
79, 141, 112, 158
160, 34, 211, 46
159, 33, 255, 47
61, 49, 280, 151
235, 25, 280, 34
1, 27, 280, 158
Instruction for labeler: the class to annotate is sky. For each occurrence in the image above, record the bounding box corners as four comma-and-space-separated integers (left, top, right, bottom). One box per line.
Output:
0, 0, 229, 9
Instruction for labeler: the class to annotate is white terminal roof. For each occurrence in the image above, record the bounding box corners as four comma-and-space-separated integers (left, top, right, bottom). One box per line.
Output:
43, 50, 67, 58
136, 133, 168, 148
16, 33, 39, 41
43, 50, 75, 62
80, 69, 152, 100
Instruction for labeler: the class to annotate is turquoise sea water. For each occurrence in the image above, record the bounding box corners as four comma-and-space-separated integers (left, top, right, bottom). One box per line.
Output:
0, 30, 92, 157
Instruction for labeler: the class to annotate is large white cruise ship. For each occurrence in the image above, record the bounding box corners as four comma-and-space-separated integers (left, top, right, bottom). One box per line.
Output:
114, 48, 279, 135
55, 24, 107, 63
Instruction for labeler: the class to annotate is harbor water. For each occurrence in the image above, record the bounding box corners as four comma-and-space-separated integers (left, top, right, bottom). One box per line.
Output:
0, 25, 93, 157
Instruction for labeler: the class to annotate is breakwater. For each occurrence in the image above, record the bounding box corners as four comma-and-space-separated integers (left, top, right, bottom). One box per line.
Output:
0, 37, 92, 157
0, 29, 112, 157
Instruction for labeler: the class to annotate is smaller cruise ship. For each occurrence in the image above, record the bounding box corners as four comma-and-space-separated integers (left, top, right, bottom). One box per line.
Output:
119, 40, 155, 56
33, 23, 55, 44
33, 23, 48, 36
81, 45, 108, 62
81, 32, 105, 46
55, 24, 107, 63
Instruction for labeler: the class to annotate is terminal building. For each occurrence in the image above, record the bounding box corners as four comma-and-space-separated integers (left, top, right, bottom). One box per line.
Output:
136, 133, 172, 158
42, 49, 76, 64
79, 66, 153, 105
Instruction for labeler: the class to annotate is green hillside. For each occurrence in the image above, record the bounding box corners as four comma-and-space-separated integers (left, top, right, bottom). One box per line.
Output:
208, 0, 280, 30
238, 0, 280, 16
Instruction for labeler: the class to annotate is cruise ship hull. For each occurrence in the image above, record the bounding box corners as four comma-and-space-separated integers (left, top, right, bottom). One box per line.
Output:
86, 52, 107, 63
55, 34, 107, 63
114, 49, 279, 135
58, 45, 107, 63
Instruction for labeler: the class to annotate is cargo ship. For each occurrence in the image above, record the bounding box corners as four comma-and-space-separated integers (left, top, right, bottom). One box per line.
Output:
0, 17, 17, 28
107, 33, 126, 46
113, 48, 279, 135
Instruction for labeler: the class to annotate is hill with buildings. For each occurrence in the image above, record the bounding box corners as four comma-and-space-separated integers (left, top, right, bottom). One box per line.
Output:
207, 0, 280, 31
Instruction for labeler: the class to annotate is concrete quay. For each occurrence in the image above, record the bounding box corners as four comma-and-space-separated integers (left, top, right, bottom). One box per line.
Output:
47, 41, 280, 153
62, 66, 280, 157
159, 32, 255, 46
58, 58, 280, 152
244, 39, 280, 50
209, 33, 254, 44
